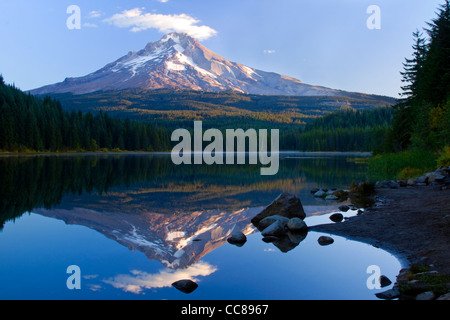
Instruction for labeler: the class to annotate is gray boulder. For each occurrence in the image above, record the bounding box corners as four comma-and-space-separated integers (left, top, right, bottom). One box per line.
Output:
286, 217, 307, 233
261, 221, 287, 237
375, 180, 399, 189
287, 230, 308, 244
258, 215, 290, 231
375, 288, 400, 300
251, 192, 306, 226
313, 190, 327, 198
416, 175, 428, 184
437, 293, 450, 300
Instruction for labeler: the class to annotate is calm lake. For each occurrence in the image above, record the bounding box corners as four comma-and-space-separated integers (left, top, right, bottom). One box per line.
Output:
0, 153, 401, 300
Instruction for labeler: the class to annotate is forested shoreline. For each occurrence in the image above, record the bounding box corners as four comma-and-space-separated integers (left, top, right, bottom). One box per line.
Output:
281, 108, 393, 152
369, 1, 450, 179
0, 77, 170, 152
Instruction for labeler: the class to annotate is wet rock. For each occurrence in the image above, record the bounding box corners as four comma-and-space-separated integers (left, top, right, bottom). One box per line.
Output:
286, 217, 307, 232
261, 221, 287, 238
380, 275, 392, 288
287, 230, 308, 244
251, 192, 306, 226
317, 236, 334, 246
375, 180, 399, 189
338, 205, 350, 212
325, 195, 338, 200
271, 235, 299, 253
437, 293, 450, 300
262, 236, 279, 243
375, 288, 400, 300
172, 279, 198, 294
329, 213, 344, 223
416, 175, 428, 184
425, 172, 446, 183
227, 232, 247, 246
407, 178, 417, 186
416, 291, 435, 300
258, 215, 289, 231
313, 190, 327, 198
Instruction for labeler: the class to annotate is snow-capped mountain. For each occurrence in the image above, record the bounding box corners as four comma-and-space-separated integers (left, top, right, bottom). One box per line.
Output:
34, 206, 261, 269
30, 32, 358, 96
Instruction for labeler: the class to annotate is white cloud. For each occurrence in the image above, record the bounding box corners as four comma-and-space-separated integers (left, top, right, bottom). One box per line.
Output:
103, 8, 217, 41
88, 10, 103, 18
264, 50, 276, 54
157, 0, 169, 3
103, 261, 218, 294
83, 22, 98, 28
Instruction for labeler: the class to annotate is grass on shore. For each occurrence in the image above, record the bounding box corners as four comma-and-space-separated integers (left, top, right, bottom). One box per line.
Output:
368, 150, 439, 181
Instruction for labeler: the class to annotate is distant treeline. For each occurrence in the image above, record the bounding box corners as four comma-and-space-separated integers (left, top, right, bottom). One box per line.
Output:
49, 87, 395, 126
280, 108, 394, 152
0, 75, 395, 153
0, 77, 170, 152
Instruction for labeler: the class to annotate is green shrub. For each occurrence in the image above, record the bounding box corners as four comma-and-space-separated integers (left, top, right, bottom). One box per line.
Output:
397, 167, 427, 180
368, 150, 437, 181
437, 146, 450, 167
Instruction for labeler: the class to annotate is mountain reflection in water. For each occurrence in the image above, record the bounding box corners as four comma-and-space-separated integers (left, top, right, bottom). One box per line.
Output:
0, 153, 404, 300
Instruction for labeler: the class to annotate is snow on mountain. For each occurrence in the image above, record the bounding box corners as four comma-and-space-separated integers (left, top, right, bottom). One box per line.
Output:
34, 206, 260, 269
29, 32, 354, 97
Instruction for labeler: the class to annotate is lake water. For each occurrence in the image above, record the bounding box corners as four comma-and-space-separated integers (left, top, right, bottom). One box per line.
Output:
0, 153, 401, 300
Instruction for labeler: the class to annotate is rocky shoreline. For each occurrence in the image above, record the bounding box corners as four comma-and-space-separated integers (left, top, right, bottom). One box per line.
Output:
310, 166, 450, 300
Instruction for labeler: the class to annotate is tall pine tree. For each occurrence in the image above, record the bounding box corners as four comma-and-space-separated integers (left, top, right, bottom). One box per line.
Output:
389, 0, 450, 151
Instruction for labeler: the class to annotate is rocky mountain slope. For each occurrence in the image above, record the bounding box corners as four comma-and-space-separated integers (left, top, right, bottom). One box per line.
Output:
30, 32, 377, 98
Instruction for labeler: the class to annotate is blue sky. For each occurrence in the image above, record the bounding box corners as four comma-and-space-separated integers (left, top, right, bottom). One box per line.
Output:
0, 0, 444, 98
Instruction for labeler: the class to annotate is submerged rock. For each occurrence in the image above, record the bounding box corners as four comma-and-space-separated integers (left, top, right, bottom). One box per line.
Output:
172, 279, 198, 294
313, 190, 327, 198
271, 235, 301, 253
261, 221, 287, 237
227, 232, 247, 246
251, 192, 306, 226
317, 236, 334, 246
375, 288, 400, 300
258, 215, 290, 231
262, 236, 279, 243
380, 275, 392, 288
286, 217, 307, 232
329, 213, 344, 223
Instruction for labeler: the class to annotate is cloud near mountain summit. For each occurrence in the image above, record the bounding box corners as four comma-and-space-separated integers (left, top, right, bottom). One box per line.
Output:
103, 8, 217, 41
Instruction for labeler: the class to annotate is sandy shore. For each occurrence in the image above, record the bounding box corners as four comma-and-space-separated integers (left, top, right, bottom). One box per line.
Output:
310, 185, 450, 274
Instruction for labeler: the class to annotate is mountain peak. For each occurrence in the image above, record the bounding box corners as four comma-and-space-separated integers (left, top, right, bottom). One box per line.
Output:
160, 32, 193, 42
29, 34, 356, 97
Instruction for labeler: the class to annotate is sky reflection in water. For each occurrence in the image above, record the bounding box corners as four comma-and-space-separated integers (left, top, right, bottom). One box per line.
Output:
0, 154, 401, 300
